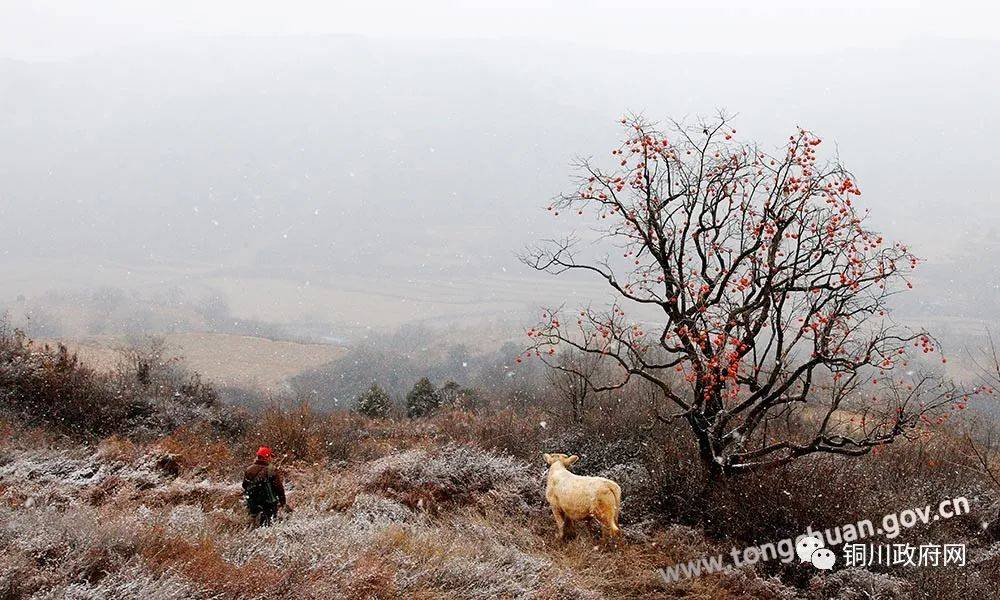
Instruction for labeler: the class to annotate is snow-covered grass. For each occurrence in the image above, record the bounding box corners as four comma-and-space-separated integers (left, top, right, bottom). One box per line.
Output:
1, 403, 997, 598
0, 424, 812, 599
362, 443, 542, 512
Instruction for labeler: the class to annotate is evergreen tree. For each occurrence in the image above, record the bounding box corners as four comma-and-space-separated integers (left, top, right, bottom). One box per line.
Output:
406, 377, 440, 418
355, 383, 391, 418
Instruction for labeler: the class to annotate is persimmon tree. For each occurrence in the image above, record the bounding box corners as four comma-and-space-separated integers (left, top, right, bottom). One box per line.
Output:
522, 114, 958, 476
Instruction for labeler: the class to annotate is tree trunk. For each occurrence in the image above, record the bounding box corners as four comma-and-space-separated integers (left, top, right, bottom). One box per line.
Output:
688, 413, 724, 479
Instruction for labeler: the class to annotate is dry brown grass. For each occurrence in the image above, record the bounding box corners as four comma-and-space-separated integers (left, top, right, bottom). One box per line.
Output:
2, 393, 998, 598
138, 527, 291, 596
155, 425, 239, 474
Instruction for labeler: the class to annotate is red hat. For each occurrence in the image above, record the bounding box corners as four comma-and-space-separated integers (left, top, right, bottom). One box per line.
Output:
256, 446, 273, 461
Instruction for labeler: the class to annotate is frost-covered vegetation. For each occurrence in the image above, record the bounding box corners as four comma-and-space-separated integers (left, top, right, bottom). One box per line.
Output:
2, 324, 1000, 598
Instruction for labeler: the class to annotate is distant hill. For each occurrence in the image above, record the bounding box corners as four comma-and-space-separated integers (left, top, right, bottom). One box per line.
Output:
3, 35, 999, 344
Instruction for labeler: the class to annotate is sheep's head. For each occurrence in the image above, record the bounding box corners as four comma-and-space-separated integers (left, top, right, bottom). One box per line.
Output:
543, 453, 579, 469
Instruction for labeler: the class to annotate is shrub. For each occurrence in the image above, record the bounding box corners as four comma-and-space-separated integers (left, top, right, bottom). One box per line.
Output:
0, 327, 146, 436
406, 377, 440, 418
155, 425, 236, 474
355, 383, 391, 418
0, 322, 239, 440
438, 380, 480, 409
251, 403, 362, 464
363, 444, 540, 512
429, 406, 551, 460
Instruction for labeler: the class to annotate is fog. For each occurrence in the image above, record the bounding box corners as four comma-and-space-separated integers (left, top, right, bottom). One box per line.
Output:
2, 2, 998, 364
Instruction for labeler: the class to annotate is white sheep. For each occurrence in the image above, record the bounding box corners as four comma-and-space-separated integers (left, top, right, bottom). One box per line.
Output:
543, 453, 621, 540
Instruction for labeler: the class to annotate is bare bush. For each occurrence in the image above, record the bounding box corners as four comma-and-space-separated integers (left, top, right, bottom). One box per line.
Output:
253, 403, 362, 464
0, 321, 242, 439
363, 444, 540, 512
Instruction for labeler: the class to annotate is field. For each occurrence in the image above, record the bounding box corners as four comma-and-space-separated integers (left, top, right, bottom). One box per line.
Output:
0, 257, 609, 336
4, 257, 998, 389
40, 332, 347, 392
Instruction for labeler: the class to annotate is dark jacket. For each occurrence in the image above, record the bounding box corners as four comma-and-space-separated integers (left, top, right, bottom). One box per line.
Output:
242, 458, 286, 506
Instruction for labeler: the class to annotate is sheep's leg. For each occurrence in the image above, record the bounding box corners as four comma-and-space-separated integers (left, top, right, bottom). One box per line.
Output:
599, 512, 621, 540
564, 518, 575, 539
551, 506, 567, 540
607, 502, 621, 538
597, 496, 622, 541
597, 513, 612, 540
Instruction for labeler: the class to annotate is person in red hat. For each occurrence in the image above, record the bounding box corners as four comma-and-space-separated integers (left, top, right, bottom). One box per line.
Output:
242, 446, 290, 526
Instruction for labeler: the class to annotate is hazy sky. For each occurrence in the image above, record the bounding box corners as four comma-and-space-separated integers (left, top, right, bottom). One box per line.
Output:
3, 0, 999, 345
3, 1, 1000, 60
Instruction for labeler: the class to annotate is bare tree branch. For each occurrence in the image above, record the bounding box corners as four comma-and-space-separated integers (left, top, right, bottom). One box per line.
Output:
520, 114, 956, 477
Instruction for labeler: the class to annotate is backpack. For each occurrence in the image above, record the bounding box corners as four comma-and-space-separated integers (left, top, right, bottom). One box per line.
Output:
245, 465, 279, 509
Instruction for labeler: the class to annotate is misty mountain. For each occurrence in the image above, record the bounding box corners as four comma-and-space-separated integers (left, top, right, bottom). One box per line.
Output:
2, 34, 999, 328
